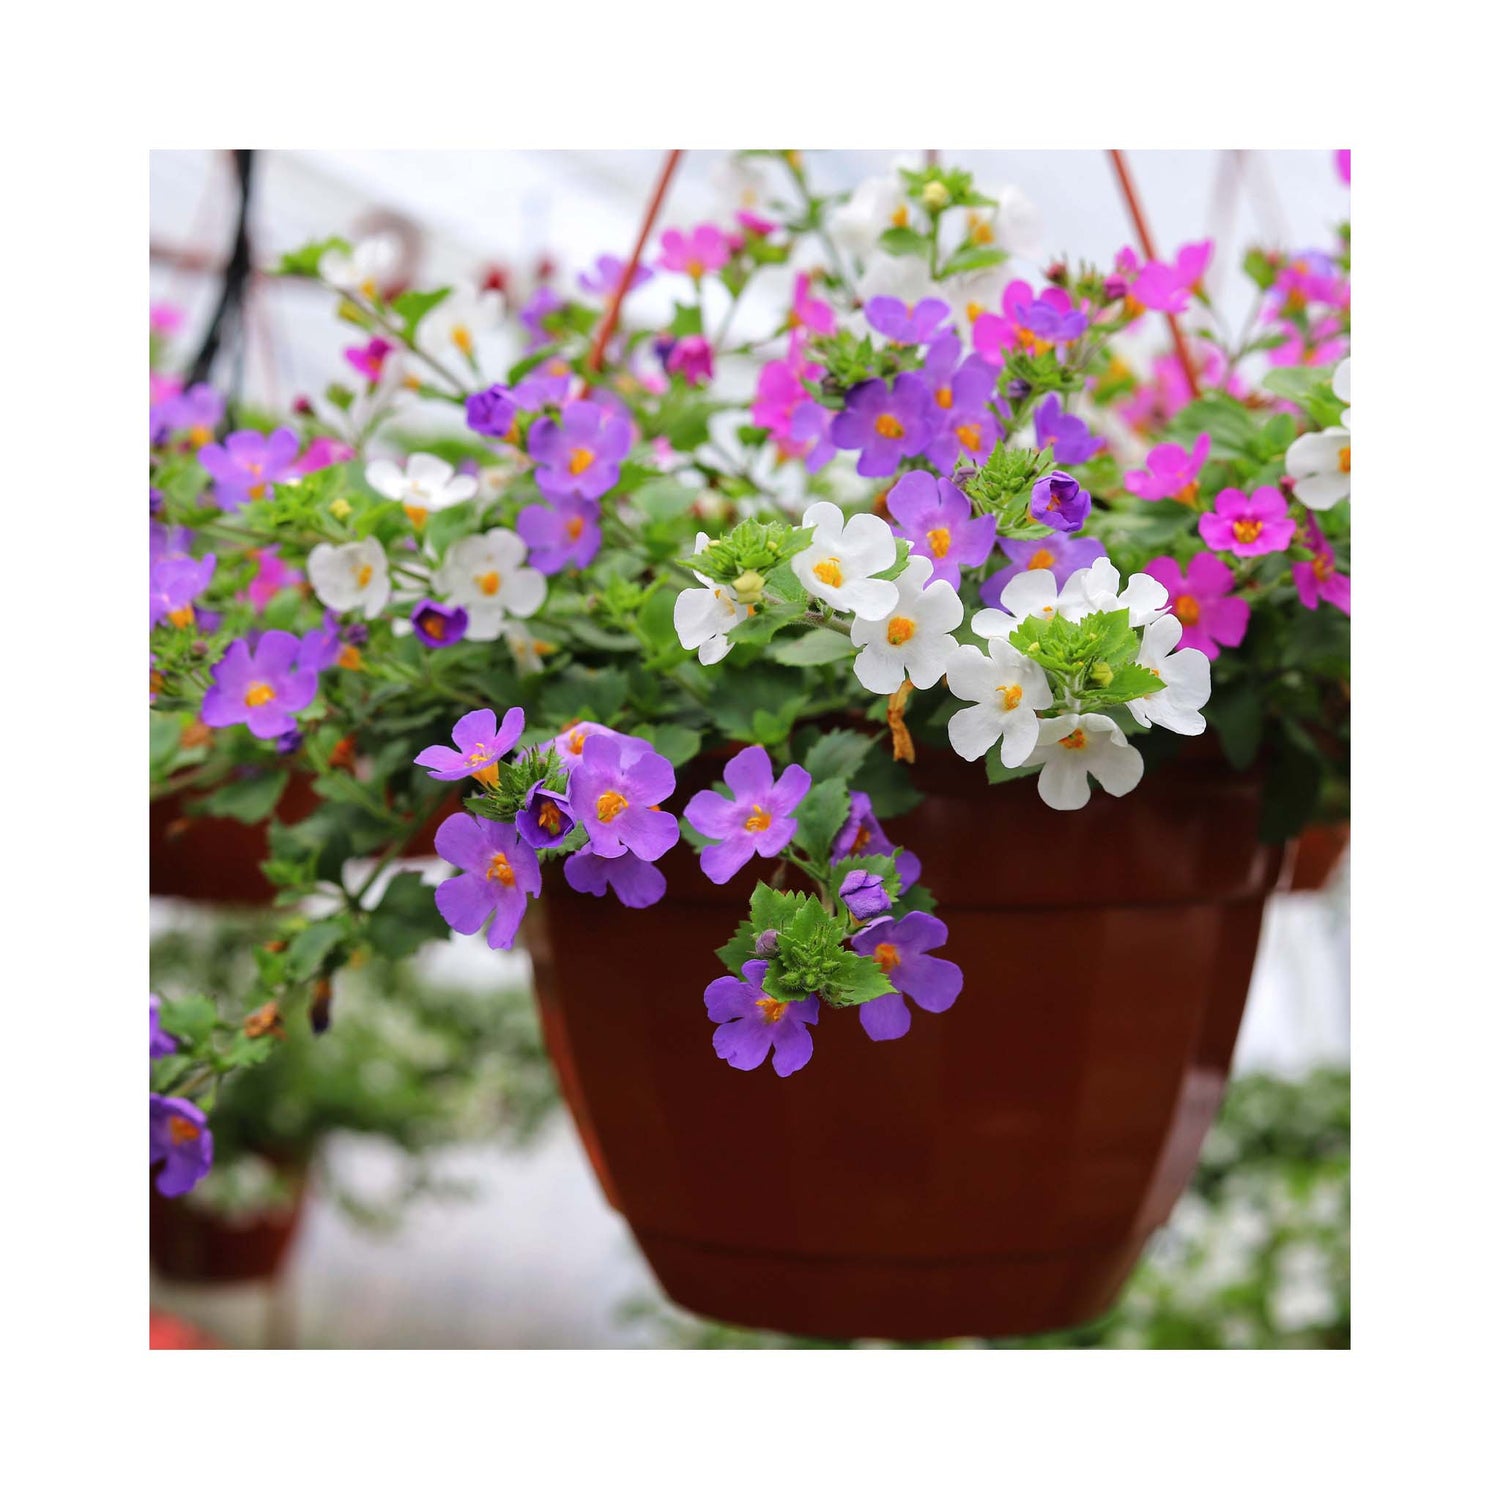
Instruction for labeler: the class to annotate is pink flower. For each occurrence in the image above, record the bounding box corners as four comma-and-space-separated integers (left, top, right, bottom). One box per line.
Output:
296, 436, 355, 474
1123, 432, 1211, 503
1267, 315, 1348, 368
658, 225, 731, 279
752, 337, 825, 457
1117, 344, 1246, 432
345, 337, 393, 383
151, 303, 186, 335
736, 209, 778, 238
1125, 240, 1213, 314
1142, 553, 1249, 661
1291, 518, 1350, 615
789, 273, 836, 337
247, 548, 301, 611
1198, 486, 1296, 558
973, 281, 1086, 363
1335, 150, 1351, 185
666, 335, 714, 386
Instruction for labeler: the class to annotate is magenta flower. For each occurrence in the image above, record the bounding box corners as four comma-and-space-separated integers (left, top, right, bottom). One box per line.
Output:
528, 399, 631, 503
919, 333, 1002, 471
1199, 486, 1295, 558
974, 281, 1086, 362
345, 337, 393, 384
150, 994, 177, 1060
466, 384, 519, 439
151, 302, 185, 335
1335, 149, 1351, 186
295, 436, 354, 474
850, 912, 963, 1042
789, 273, 836, 336
666, 334, 714, 386
517, 781, 576, 850
578, 254, 653, 298
866, 295, 951, 346
415, 706, 525, 783
1034, 393, 1104, 466
150, 551, 216, 629
885, 471, 996, 588
248, 548, 299, 611
1127, 239, 1212, 314
705, 960, 818, 1077
1267, 315, 1348, 369
1124, 432, 1212, 503
833, 791, 920, 891
658, 225, 731, 279
1292, 519, 1350, 616
684, 745, 812, 885
570, 735, 679, 862
1269, 250, 1349, 315
411, 599, 469, 647
434, 813, 542, 951
839, 868, 891, 922
830, 374, 937, 477
517, 494, 602, 574
202, 630, 320, 739
198, 427, 300, 509
150, 1095, 214, 1197
1029, 471, 1091, 533
980, 533, 1107, 604
563, 849, 666, 908
752, 345, 822, 450
1142, 553, 1250, 660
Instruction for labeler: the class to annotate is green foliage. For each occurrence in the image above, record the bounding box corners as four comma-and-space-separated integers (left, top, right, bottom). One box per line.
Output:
276, 236, 349, 278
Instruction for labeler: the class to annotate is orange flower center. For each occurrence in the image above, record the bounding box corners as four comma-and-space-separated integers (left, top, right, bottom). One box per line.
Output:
167, 604, 195, 629
452, 325, 475, 356
756, 996, 789, 1024
567, 729, 587, 756
1016, 328, 1053, 356
566, 515, 586, 541
935, 386, 953, 410
813, 557, 844, 589
965, 300, 985, 324
1175, 594, 1201, 625
874, 414, 905, 440
1232, 519, 1263, 545
337, 644, 364, 671
1338, 446, 1351, 474
595, 790, 629, 823
405, 504, 429, 528
476, 570, 501, 596
890, 205, 909, 229
968, 214, 995, 245
568, 447, 594, 476
744, 805, 773, 833
926, 526, 951, 559
473, 763, 500, 789
1175, 481, 1200, 508
873, 942, 900, 973
244, 681, 276, 708
955, 422, 983, 453
1312, 552, 1334, 581
886, 615, 916, 646
998, 684, 1023, 711
167, 1116, 201, 1146
486, 851, 516, 886
1028, 548, 1055, 571
187, 424, 213, 449
852, 827, 871, 854
422, 615, 448, 639
356, 563, 374, 589
538, 800, 562, 833
1059, 728, 1088, 750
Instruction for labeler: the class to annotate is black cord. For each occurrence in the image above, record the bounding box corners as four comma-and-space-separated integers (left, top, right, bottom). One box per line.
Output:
186, 150, 255, 400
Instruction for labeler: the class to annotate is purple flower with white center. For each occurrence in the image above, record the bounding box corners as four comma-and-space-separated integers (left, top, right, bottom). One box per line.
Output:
570, 735, 680, 862
578, 254, 653, 298
839, 869, 891, 922
547, 720, 654, 773
830, 374, 937, 477
411, 600, 469, 648
851, 912, 963, 1042
433, 812, 542, 951
201, 630, 320, 740
885, 471, 997, 588
563, 849, 667, 909
832, 791, 921, 892
198, 427, 300, 509
415, 706, 525, 784
865, 296, 951, 346
517, 780, 575, 849
516, 494, 602, 574
666, 334, 714, 386
684, 745, 812, 885
150, 1095, 214, 1197
466, 384, 519, 439
528, 399, 631, 502
150, 994, 177, 1060
519, 286, 565, 349
1034, 393, 1104, 466
919, 334, 1002, 472
980, 534, 1108, 605
704, 960, 819, 1077
1198, 486, 1296, 558
1029, 471, 1092, 533
149, 552, 216, 629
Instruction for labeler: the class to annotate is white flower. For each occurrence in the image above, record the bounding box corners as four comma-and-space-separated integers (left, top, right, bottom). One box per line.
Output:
991, 184, 1045, 261
976, 559, 1165, 637
1024, 712, 1144, 811
971, 569, 1064, 638
674, 530, 751, 665
365, 453, 478, 524
415, 285, 503, 367
317, 234, 401, 301
856, 252, 940, 307
1127, 615, 1210, 736
828, 173, 911, 262
1286, 427, 1350, 510
306, 537, 391, 619
849, 554, 963, 693
945, 636, 1053, 764
791, 501, 900, 621
433, 528, 546, 641
502, 622, 549, 676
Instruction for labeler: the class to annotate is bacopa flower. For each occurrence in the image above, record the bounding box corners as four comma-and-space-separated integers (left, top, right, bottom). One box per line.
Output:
1023, 713, 1144, 811
918, 333, 1002, 472
411, 600, 469, 648
1029, 471, 1092, 533
519, 286, 565, 349
704, 960, 818, 1077
434, 813, 542, 951
850, 554, 964, 694
516, 495, 602, 575
685, 744, 812, 885
1052, 556, 1168, 628
851, 913, 962, 1042
150, 994, 177, 1059
415, 705, 525, 786
202, 630, 320, 739
433, 528, 546, 639
306, 537, 391, 619
577, 254, 653, 298
1291, 518, 1351, 615
518, 781, 576, 850
979, 534, 1106, 605
366, 452, 479, 526
149, 552, 216, 629
345, 336, 395, 384
885, 471, 997, 589
676, 530, 752, 665
570, 734, 679, 862
416, 285, 503, 367
465, 383, 520, 440
198, 427, 300, 509
1198, 486, 1296, 558
788, 272, 836, 336
791, 501, 900, 620
1124, 432, 1212, 503
974, 281, 1086, 362
665, 335, 714, 386
150, 1095, 213, 1197
528, 399, 631, 503
547, 719, 653, 773
839, 868, 891, 922
318, 233, 400, 301
1141, 554, 1249, 660
945, 636, 1053, 765
152, 383, 224, 448
1127, 616, 1211, 736
865, 295, 951, 346
658, 225, 731, 279
1285, 414, 1350, 511
833, 791, 920, 892
563, 849, 666, 908
829, 375, 937, 477
1033, 393, 1104, 466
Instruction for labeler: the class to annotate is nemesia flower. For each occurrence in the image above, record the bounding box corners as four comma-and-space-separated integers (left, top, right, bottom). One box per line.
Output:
752, 344, 823, 450
791, 501, 900, 620
1023, 713, 1144, 811
318, 234, 400, 301
519, 286, 564, 349
150, 1095, 213, 1197
306, 537, 390, 619
1198, 486, 1296, 557
980, 534, 1106, 604
1127, 615, 1211, 735
563, 849, 666, 908
201, 630, 320, 739
434, 812, 542, 951
433, 528, 547, 639
516, 495, 602, 574
685, 744, 812, 884
345, 337, 394, 384
788, 272, 836, 336
851, 913, 962, 1042
1291, 518, 1350, 615
517, 781, 576, 850
1124, 432, 1212, 503
1269, 251, 1350, 316
788, 401, 837, 473
704, 960, 818, 1077
410, 600, 469, 648
1141, 553, 1249, 659
569, 735, 679, 862
149, 552, 216, 629
829, 375, 937, 477
1029, 471, 1092, 533
666, 335, 714, 385
198, 427, 301, 509
577, 254, 653, 298
150, 994, 177, 1060
366, 452, 479, 525
297, 618, 342, 673
839, 869, 891, 922
885, 471, 997, 589
850, 554, 964, 694
1034, 393, 1104, 466
528, 399, 631, 503
675, 530, 752, 665
865, 295, 951, 346
1267, 314, 1347, 369
832, 791, 920, 891
414, 706, 525, 785
658, 225, 731, 279
247, 549, 297, 611
945, 636, 1053, 765
416, 284, 503, 366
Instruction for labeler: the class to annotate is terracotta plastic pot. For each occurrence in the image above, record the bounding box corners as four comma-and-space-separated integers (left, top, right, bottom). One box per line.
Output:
149, 1169, 307, 1284
1286, 821, 1350, 892
529, 753, 1286, 1340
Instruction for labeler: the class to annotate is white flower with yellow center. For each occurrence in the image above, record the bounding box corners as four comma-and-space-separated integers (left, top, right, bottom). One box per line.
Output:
1057, 557, 1168, 627
791, 501, 900, 621
415, 285, 503, 368
1286, 364, 1350, 512
434, 529, 546, 642
829, 172, 915, 261
1024, 712, 1144, 811
945, 636, 1053, 764
849, 555, 963, 693
675, 531, 752, 666
317, 234, 400, 302
1127, 615, 1211, 736
971, 568, 1064, 639
306, 537, 391, 619
365, 453, 478, 527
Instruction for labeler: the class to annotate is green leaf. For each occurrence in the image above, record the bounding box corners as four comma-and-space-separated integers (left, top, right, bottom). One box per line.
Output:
767, 630, 858, 667
793, 777, 851, 863
634, 477, 698, 523
669, 302, 704, 338
635, 724, 702, 767
286, 918, 348, 981
1207, 685, 1263, 773
366, 872, 450, 960
941, 244, 1008, 278
158, 993, 218, 1049
878, 226, 929, 258
198, 770, 290, 825
869, 538, 912, 582
820, 949, 896, 1008
391, 288, 451, 338
802, 728, 874, 783
276, 236, 350, 278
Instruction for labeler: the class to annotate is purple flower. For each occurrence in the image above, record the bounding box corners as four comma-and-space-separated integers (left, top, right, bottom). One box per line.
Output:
578, 254, 653, 298
275, 729, 304, 755
512, 361, 575, 410
547, 720, 653, 773
919, 333, 1002, 472
517, 780, 576, 849
1034, 393, 1104, 466
980, 534, 1108, 605
201, 630, 320, 739
788, 400, 837, 473
704, 959, 819, 1077
150, 994, 177, 1060
1029, 471, 1092, 533
666, 334, 714, 386
570, 735, 680, 862
839, 868, 891, 922
197, 427, 300, 509
832, 791, 920, 891
1014, 293, 1088, 346
411, 600, 469, 648
829, 374, 937, 477
1291, 518, 1351, 616
434, 813, 542, 951
149, 552, 216, 629
152, 383, 224, 447
563, 849, 667, 908
520, 286, 565, 349
865, 296, 951, 346
466, 384, 519, 439
516, 494, 602, 574
850, 912, 963, 1041
528, 399, 631, 502
150, 1095, 214, 1197
1198, 486, 1296, 558
415, 706, 525, 784
885, 471, 996, 588
297, 618, 341, 673
684, 745, 812, 885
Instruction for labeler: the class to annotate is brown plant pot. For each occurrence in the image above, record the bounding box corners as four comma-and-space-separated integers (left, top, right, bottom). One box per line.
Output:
150, 1170, 308, 1284
1286, 821, 1350, 892
528, 754, 1286, 1341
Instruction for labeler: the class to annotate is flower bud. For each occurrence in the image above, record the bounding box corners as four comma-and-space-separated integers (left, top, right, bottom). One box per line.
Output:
1090, 662, 1114, 687
329, 497, 353, 520
733, 570, 766, 606
753, 929, 780, 958
839, 869, 892, 923
921, 181, 951, 211
1005, 378, 1032, 404
1045, 260, 1068, 285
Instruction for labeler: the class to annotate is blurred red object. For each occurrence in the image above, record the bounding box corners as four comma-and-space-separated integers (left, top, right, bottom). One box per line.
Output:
149, 1310, 220, 1349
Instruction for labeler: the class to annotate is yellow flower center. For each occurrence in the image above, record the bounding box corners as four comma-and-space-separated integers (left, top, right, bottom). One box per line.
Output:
1232, 518, 1263, 545
422, 615, 448, 639
1028, 548, 1055, 571
955, 422, 983, 453
890, 205, 909, 229
686, 257, 705, 278
187, 424, 213, 449
1016, 328, 1053, 356
1338, 445, 1351, 474
1059, 728, 1088, 750
756, 995, 789, 1023
566, 515, 586, 540
873, 942, 900, 973
744, 805, 773, 833
874, 413, 905, 440
405, 504, 429, 528
886, 615, 916, 646
566, 729, 588, 756
998, 684, 1023, 711
452, 325, 474, 356
813, 557, 844, 589
356, 563, 374, 589
476, 570, 501, 596
595, 790, 629, 824
935, 386, 953, 410
967, 212, 994, 245
965, 300, 985, 324
167, 604, 195, 629
167, 1116, 201, 1146
568, 447, 595, 476
1175, 480, 1201, 508
486, 851, 516, 886
248, 483, 267, 501
1175, 594, 1201, 625
337, 644, 364, 671
244, 681, 276, 708
538, 800, 562, 833
1312, 552, 1334, 581
926, 526, 951, 559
